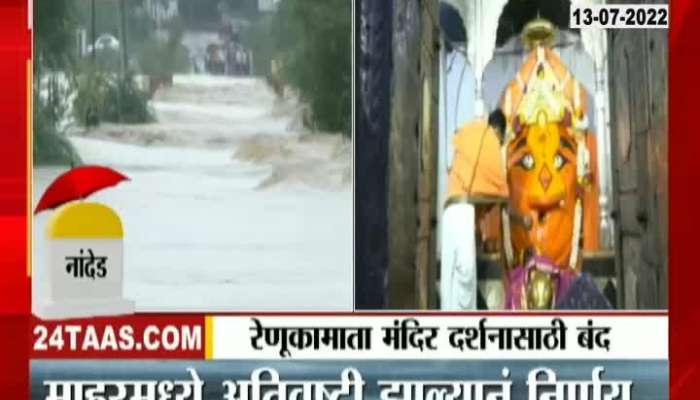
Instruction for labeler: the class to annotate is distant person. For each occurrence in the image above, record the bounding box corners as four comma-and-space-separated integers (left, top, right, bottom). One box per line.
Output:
225, 42, 237, 75
206, 44, 225, 75
236, 48, 248, 75
440, 109, 509, 310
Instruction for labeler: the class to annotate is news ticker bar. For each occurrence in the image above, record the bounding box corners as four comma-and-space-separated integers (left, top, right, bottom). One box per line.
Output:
32, 359, 670, 400
30, 315, 667, 360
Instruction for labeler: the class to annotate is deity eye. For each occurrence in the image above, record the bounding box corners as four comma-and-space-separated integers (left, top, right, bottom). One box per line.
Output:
553, 153, 567, 170
519, 154, 535, 170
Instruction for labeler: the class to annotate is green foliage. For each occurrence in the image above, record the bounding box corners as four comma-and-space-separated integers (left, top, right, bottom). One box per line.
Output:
101, 75, 154, 124
179, 0, 257, 28
34, 93, 82, 166
221, 0, 258, 18
95, 47, 123, 74
73, 0, 158, 64
240, 15, 276, 76
34, 0, 159, 164
34, 0, 78, 70
137, 17, 191, 77
72, 63, 108, 127
33, 0, 81, 165
125, 0, 156, 51
138, 39, 191, 76
273, 0, 352, 136
74, 0, 120, 38
72, 63, 153, 126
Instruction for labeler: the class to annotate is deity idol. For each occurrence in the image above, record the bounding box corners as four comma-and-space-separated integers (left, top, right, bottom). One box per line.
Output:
497, 19, 602, 309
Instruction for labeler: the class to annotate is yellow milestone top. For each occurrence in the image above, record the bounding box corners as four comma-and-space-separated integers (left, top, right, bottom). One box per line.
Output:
46, 202, 123, 239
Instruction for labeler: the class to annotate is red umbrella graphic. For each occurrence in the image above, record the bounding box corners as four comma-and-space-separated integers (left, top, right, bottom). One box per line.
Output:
34, 165, 129, 215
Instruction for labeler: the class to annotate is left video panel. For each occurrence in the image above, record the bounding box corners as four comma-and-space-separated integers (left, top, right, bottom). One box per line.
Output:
31, 0, 353, 316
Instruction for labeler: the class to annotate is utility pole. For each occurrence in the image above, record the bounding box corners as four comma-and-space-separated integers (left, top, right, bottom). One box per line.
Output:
115, 0, 129, 123
90, 0, 96, 62
119, 0, 128, 78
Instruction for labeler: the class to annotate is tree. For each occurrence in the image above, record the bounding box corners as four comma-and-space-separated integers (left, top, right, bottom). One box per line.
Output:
273, 0, 352, 136
34, 0, 82, 165
35, 0, 78, 70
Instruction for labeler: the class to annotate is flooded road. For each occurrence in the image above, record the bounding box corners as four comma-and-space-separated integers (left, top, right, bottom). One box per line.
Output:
33, 75, 353, 311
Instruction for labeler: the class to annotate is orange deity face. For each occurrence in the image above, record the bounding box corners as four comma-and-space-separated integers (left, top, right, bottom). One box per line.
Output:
506, 119, 579, 268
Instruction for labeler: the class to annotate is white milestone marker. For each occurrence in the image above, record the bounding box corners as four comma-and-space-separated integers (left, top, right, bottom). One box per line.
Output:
33, 202, 134, 320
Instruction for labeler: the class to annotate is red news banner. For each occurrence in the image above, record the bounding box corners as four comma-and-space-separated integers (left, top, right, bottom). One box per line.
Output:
31, 315, 205, 359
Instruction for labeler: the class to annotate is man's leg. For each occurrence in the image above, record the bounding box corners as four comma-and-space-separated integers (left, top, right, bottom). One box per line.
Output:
441, 202, 477, 310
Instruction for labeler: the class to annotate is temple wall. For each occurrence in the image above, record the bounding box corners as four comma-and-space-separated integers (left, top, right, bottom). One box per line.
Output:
607, 0, 668, 309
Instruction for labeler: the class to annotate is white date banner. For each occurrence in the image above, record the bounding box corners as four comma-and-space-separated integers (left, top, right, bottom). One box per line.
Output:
570, 4, 669, 29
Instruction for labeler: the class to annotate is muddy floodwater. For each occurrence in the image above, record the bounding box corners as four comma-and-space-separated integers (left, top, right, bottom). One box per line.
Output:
33, 75, 352, 311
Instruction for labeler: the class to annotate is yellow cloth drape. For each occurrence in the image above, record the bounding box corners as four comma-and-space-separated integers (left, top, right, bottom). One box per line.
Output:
447, 118, 508, 200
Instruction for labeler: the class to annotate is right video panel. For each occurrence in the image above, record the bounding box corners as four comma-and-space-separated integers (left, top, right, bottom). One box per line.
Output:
354, 0, 668, 310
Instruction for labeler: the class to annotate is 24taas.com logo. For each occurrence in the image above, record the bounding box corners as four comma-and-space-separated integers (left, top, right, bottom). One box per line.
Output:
33, 323, 202, 352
